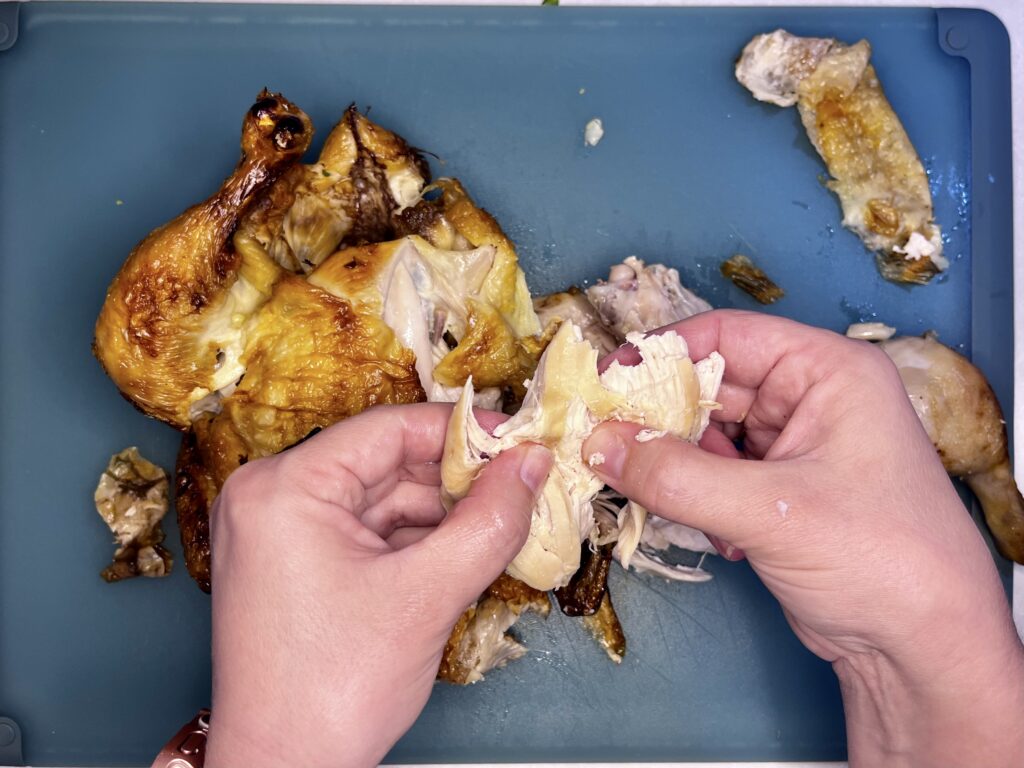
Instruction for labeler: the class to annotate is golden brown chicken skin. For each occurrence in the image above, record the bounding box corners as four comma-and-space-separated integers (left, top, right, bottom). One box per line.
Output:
94, 91, 313, 427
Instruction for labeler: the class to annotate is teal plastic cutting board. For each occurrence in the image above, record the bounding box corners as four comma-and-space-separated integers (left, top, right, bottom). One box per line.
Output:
0, 4, 1013, 764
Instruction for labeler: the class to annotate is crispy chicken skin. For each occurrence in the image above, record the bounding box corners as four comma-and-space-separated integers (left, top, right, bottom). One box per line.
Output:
175, 430, 216, 592
94, 91, 314, 427
189, 243, 426, 494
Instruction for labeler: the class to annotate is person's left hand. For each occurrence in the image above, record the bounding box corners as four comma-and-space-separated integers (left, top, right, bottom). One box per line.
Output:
204, 403, 552, 768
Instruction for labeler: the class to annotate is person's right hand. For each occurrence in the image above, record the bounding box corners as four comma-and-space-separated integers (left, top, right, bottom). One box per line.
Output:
583, 310, 1024, 767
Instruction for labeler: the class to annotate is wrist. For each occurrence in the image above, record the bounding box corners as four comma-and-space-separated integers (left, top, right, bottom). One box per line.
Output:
205, 696, 386, 768
834, 621, 1024, 767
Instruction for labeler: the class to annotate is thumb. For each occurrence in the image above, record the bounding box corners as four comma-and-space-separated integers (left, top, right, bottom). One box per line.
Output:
407, 443, 552, 609
583, 421, 791, 551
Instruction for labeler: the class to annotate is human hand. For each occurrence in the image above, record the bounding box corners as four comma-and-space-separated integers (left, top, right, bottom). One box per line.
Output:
204, 403, 551, 768
583, 310, 1024, 767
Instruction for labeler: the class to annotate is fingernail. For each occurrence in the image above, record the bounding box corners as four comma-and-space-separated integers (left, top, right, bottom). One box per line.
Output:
519, 444, 552, 495
584, 428, 626, 479
708, 534, 746, 562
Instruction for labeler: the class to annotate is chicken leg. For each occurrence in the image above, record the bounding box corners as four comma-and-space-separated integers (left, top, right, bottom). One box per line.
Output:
880, 335, 1024, 563
94, 91, 313, 427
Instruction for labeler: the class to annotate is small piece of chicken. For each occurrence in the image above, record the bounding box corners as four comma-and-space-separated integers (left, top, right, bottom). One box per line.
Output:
534, 288, 619, 357
878, 336, 1024, 563
720, 253, 785, 305
581, 591, 627, 664
586, 256, 711, 341
736, 30, 946, 284
437, 574, 551, 685
441, 321, 723, 591
94, 448, 173, 582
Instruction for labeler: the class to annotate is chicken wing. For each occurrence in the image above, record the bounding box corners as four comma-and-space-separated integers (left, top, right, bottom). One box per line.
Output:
736, 30, 946, 284
237, 104, 430, 274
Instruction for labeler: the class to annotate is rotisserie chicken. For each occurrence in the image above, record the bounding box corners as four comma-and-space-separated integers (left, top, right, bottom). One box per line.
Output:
95, 92, 557, 682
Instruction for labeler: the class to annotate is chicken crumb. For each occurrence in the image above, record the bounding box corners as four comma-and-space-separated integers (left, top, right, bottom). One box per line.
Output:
635, 429, 666, 443
584, 118, 604, 147
588, 452, 606, 467
776, 500, 789, 517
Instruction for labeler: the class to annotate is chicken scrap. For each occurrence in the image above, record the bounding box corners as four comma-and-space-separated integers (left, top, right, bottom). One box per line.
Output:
736, 30, 946, 284
586, 256, 711, 339
438, 574, 551, 684
94, 448, 173, 582
720, 254, 785, 305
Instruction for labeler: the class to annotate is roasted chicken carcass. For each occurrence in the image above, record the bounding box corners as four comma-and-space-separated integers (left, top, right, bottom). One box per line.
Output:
95, 92, 554, 681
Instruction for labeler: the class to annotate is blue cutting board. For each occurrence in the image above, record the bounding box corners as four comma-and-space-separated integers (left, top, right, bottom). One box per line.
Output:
0, 4, 1013, 765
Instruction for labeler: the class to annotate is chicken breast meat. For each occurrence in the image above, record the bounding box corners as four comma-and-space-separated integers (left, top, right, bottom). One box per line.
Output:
441, 321, 724, 592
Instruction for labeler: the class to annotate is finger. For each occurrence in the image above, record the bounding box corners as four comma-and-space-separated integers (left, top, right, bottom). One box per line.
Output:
399, 461, 441, 487
710, 381, 756, 424
280, 403, 453, 510
474, 408, 510, 434
582, 420, 792, 550
361, 482, 447, 539
687, 430, 747, 559
707, 533, 746, 561
698, 426, 743, 459
642, 309, 842, 391
361, 462, 441, 508
721, 421, 744, 441
386, 526, 435, 550
597, 342, 640, 373
402, 443, 552, 610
